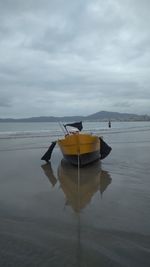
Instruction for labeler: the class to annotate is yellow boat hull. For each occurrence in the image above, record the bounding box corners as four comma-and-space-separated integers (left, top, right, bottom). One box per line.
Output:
57, 133, 100, 166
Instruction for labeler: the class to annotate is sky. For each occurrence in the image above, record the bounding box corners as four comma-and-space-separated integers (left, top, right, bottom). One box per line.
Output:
0, 0, 150, 118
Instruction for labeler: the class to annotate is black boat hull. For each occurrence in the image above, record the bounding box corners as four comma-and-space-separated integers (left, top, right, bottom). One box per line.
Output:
63, 150, 100, 167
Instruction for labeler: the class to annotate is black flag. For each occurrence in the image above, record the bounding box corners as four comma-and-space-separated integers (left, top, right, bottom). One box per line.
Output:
64, 121, 83, 131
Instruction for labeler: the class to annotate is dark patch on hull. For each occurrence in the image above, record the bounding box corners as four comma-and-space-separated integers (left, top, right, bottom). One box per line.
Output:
63, 150, 100, 167
99, 137, 112, 159
41, 141, 56, 162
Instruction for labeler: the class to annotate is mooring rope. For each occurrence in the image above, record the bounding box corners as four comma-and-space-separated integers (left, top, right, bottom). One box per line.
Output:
77, 153, 81, 212
77, 153, 81, 267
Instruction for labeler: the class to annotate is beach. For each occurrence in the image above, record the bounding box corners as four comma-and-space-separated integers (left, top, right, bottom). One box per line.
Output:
0, 122, 150, 266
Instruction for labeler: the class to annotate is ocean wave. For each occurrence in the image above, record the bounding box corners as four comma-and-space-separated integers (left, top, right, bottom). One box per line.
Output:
0, 130, 63, 140
0, 125, 150, 140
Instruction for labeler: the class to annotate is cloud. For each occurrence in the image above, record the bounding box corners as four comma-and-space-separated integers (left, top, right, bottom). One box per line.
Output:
0, 97, 12, 107
0, 0, 150, 118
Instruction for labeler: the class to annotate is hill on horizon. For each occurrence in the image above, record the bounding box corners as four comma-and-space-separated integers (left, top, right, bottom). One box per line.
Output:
0, 111, 150, 122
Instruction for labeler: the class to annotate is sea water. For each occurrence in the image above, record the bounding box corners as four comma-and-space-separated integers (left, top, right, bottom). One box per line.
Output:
0, 121, 150, 266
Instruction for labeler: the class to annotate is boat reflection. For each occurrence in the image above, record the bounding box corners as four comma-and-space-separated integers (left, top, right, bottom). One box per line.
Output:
41, 160, 112, 212
41, 162, 57, 187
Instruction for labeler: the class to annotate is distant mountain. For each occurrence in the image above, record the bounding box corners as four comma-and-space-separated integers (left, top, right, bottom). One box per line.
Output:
86, 111, 150, 121
0, 111, 150, 122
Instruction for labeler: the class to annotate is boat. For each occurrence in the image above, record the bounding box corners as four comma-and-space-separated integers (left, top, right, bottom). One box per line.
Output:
41, 160, 112, 212
41, 121, 112, 167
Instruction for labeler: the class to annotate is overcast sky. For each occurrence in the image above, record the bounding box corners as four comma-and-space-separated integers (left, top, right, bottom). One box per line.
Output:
0, 0, 150, 118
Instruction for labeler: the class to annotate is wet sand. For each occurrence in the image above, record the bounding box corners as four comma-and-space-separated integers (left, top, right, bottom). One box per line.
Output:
0, 130, 150, 266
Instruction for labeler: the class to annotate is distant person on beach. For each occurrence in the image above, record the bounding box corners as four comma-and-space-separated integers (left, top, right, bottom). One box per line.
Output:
108, 120, 111, 128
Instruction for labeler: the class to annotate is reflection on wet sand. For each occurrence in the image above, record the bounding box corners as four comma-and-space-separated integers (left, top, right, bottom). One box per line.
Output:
41, 162, 57, 187
41, 160, 112, 212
